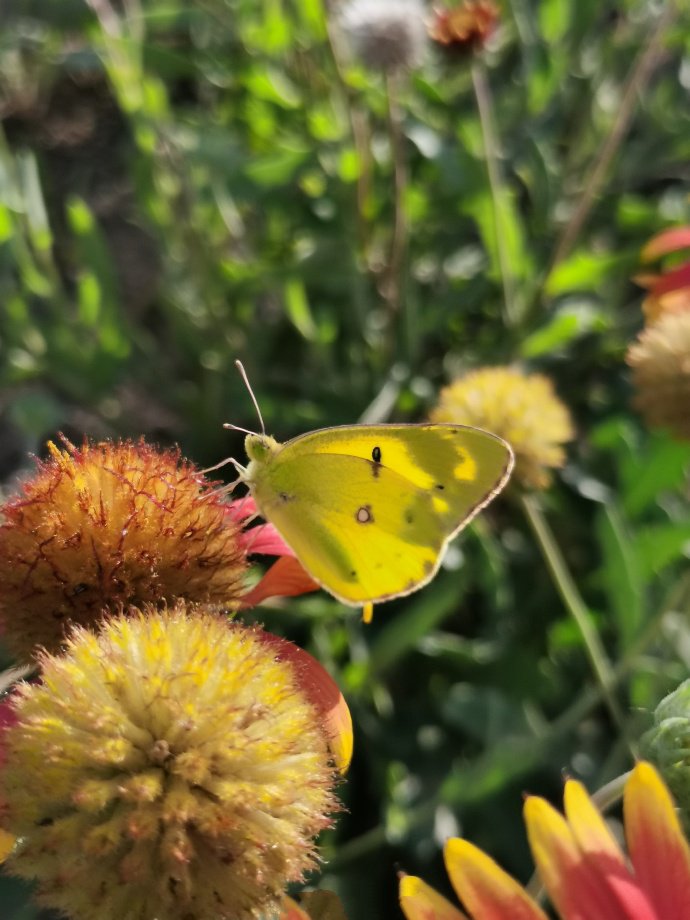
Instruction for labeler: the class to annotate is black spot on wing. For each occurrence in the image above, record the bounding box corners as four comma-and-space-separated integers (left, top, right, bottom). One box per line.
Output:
435, 483, 445, 491
368, 460, 381, 478
369, 445, 382, 478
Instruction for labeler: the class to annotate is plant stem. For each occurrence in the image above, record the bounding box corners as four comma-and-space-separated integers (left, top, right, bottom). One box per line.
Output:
383, 68, 409, 325
471, 59, 517, 328
521, 492, 632, 750
325, 17, 373, 259
549, 2, 677, 270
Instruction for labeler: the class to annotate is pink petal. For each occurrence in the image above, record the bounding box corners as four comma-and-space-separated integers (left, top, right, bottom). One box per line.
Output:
625, 762, 690, 920
240, 557, 320, 608
237, 522, 295, 557
224, 495, 259, 523
256, 631, 353, 773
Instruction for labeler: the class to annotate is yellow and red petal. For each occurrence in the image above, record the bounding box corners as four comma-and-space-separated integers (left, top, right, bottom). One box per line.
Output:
0, 829, 14, 863
563, 778, 625, 864
642, 227, 690, 262
624, 762, 690, 920
240, 556, 320, 608
257, 632, 353, 773
399, 873, 469, 920
634, 272, 662, 290
280, 896, 312, 920
444, 838, 549, 920
524, 795, 655, 920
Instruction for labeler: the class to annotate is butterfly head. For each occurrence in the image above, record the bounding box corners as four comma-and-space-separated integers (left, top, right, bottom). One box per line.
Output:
245, 433, 280, 468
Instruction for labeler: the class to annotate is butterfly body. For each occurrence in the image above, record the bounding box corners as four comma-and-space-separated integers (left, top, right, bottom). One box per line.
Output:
243, 424, 513, 608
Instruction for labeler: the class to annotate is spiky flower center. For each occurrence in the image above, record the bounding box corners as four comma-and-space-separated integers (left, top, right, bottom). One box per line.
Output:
0, 605, 337, 920
0, 439, 248, 657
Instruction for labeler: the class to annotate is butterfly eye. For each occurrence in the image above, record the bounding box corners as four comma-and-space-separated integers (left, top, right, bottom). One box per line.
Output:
371, 446, 382, 463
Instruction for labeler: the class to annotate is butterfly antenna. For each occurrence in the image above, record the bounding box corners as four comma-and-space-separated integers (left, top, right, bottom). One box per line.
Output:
223, 422, 257, 437
235, 360, 266, 435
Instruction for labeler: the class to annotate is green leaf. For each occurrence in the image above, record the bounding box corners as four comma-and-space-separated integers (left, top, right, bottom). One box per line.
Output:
595, 503, 644, 649
622, 434, 690, 517
521, 314, 579, 358
284, 277, 317, 340
635, 523, 690, 577
244, 149, 309, 186
0, 203, 13, 243
545, 251, 627, 296
367, 577, 467, 676
244, 68, 301, 109
521, 302, 607, 357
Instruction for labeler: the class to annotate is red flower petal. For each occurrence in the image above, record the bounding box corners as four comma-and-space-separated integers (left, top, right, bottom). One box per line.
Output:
647, 262, 690, 297
257, 632, 353, 774
240, 556, 320, 608
224, 495, 259, 522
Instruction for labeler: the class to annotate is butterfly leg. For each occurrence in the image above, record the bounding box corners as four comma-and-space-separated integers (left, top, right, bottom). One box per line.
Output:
201, 456, 247, 475
362, 602, 374, 624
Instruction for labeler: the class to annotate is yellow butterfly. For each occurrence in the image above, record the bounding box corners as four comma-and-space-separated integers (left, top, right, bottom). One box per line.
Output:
229, 365, 514, 622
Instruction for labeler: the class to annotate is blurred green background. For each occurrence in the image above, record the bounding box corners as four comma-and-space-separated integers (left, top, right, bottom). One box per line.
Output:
1, 0, 690, 917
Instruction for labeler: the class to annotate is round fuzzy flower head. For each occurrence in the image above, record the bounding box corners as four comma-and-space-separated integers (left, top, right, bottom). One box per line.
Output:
338, 0, 428, 72
0, 603, 338, 920
431, 367, 574, 490
0, 438, 248, 659
627, 311, 690, 440
429, 1, 499, 54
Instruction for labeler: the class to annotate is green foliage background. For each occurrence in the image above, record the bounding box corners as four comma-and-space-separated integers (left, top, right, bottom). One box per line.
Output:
1, 0, 690, 917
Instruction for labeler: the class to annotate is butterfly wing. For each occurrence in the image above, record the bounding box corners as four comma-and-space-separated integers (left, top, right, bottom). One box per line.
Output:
247, 425, 513, 605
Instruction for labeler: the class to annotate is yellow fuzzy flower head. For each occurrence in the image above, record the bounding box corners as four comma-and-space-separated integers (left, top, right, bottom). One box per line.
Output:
431, 367, 574, 490
627, 311, 690, 440
0, 438, 248, 658
0, 603, 337, 920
